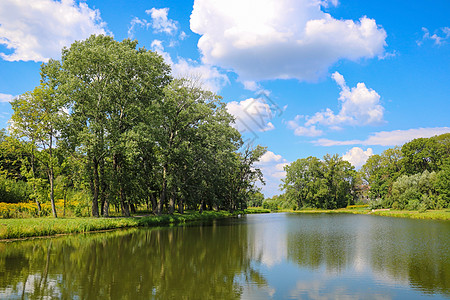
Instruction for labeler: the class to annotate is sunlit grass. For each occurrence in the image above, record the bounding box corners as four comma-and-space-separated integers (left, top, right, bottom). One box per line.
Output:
0, 209, 270, 240
370, 209, 450, 220
288, 208, 449, 220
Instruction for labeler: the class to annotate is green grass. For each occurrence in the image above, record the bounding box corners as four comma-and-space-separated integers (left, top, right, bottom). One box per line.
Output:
288, 208, 450, 220
0, 209, 269, 240
243, 207, 271, 214
369, 209, 450, 220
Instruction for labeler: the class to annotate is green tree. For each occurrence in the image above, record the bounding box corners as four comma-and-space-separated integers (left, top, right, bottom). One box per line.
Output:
10, 66, 66, 218
58, 34, 171, 216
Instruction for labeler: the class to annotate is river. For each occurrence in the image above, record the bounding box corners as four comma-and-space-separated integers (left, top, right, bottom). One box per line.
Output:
1, 213, 449, 299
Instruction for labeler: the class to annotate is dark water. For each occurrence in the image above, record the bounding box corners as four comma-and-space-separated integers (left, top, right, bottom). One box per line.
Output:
0, 213, 449, 299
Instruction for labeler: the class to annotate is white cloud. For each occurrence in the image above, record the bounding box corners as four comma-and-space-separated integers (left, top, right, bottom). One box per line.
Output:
418, 27, 450, 46
128, 8, 180, 39
314, 127, 450, 146
287, 115, 324, 137
128, 17, 151, 38
179, 31, 188, 40
307, 72, 384, 126
255, 151, 289, 197
259, 151, 283, 163
0, 93, 14, 103
190, 0, 387, 82
342, 147, 373, 169
151, 40, 229, 93
227, 98, 276, 134
0, 0, 108, 62
287, 72, 383, 136
242, 81, 260, 92
146, 8, 178, 35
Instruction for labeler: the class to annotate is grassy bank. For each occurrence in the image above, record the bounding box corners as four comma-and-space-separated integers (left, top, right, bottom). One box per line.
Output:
0, 208, 269, 240
368, 209, 450, 220
288, 208, 450, 220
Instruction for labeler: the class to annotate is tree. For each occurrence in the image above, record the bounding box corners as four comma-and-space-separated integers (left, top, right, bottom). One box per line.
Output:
10, 61, 66, 218
58, 34, 171, 216
401, 134, 450, 175
282, 154, 357, 209
360, 147, 402, 203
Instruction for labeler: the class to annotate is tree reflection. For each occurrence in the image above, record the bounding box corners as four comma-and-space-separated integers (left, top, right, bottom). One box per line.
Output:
286, 214, 450, 296
0, 221, 267, 299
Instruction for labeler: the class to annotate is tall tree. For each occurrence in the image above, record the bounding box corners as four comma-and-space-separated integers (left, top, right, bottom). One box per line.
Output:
10, 64, 66, 218
58, 35, 171, 216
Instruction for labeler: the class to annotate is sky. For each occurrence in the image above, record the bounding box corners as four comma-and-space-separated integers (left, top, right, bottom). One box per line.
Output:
0, 0, 449, 197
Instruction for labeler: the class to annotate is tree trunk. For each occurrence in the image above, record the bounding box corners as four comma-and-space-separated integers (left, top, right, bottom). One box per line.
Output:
168, 186, 175, 214
130, 202, 136, 214
178, 197, 184, 214
63, 187, 66, 217
150, 193, 158, 214
199, 199, 204, 214
120, 186, 130, 216
159, 164, 168, 215
48, 134, 57, 218
30, 147, 41, 216
49, 167, 57, 218
100, 159, 109, 217
91, 157, 100, 217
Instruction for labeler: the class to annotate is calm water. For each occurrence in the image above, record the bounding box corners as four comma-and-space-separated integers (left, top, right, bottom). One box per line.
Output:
1, 213, 449, 299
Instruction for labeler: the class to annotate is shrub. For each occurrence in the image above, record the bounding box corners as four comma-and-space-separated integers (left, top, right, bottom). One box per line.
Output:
0, 173, 31, 203
406, 199, 420, 210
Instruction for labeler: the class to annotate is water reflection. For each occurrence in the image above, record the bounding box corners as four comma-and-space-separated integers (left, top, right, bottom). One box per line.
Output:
0, 213, 449, 299
282, 214, 450, 298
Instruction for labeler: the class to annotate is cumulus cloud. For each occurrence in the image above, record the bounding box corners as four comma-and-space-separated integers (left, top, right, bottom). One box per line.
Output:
259, 151, 283, 163
342, 147, 373, 169
151, 40, 229, 93
287, 116, 324, 137
0, 0, 108, 62
287, 72, 383, 136
226, 98, 276, 133
0, 93, 14, 103
190, 0, 387, 82
146, 8, 178, 35
128, 8, 180, 39
314, 127, 450, 146
255, 151, 289, 197
307, 72, 383, 126
418, 27, 450, 46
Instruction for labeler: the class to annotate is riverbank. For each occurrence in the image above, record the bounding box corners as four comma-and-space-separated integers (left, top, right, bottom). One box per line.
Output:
0, 208, 270, 240
288, 208, 450, 220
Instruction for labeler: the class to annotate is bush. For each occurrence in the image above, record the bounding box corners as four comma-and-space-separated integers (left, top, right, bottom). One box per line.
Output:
0, 174, 31, 203
406, 199, 420, 210
368, 198, 383, 210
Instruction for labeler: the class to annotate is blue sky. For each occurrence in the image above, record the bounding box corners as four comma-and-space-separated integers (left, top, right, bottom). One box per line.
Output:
0, 0, 449, 197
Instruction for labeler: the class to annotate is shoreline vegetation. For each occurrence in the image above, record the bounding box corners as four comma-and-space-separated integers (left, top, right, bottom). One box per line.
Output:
0, 208, 269, 240
2, 207, 448, 241
286, 208, 450, 220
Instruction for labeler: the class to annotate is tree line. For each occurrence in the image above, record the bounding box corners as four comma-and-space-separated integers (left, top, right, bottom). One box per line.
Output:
276, 133, 450, 210
0, 35, 266, 218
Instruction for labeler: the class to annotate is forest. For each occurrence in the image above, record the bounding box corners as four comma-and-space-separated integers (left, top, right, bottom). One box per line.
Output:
269, 133, 450, 211
0, 35, 266, 218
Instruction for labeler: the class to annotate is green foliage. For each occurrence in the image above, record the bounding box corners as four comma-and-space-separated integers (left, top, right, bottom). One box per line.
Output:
360, 147, 402, 201
247, 191, 264, 207
262, 194, 287, 211
401, 133, 450, 175
359, 134, 450, 210
3, 34, 265, 218
0, 172, 31, 203
282, 154, 357, 209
